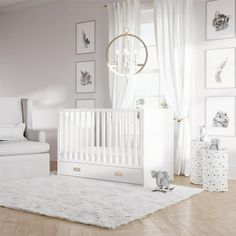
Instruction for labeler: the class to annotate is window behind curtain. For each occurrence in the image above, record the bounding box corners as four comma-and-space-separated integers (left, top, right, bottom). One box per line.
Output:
135, 7, 166, 109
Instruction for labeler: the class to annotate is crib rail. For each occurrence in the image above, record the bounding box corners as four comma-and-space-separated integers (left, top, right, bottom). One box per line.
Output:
58, 109, 143, 168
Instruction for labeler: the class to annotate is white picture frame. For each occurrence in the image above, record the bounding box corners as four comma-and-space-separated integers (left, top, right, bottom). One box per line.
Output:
76, 60, 95, 94
205, 48, 235, 89
75, 99, 95, 109
205, 96, 235, 136
76, 20, 95, 54
206, 0, 235, 40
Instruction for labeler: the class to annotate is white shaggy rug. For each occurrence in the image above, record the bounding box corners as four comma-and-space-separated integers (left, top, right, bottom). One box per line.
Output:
0, 175, 202, 229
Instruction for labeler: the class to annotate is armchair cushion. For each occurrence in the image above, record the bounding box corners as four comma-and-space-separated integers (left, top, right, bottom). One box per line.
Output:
0, 140, 49, 156
0, 123, 26, 141
0, 98, 23, 125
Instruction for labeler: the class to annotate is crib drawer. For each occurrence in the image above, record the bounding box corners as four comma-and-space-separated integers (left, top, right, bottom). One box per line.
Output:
58, 161, 143, 185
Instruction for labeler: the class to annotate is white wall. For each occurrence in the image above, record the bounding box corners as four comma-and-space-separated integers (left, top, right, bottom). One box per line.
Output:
193, 0, 236, 179
0, 0, 110, 160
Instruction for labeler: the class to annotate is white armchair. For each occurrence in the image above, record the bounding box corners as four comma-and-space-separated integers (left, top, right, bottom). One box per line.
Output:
0, 97, 50, 181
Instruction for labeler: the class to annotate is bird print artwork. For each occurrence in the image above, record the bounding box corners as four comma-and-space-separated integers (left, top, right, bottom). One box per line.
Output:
82, 30, 90, 49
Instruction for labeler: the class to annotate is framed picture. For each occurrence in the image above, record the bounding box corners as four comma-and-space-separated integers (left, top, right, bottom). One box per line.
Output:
75, 99, 95, 109
205, 48, 235, 89
205, 96, 235, 136
76, 20, 95, 54
76, 60, 95, 93
206, 0, 235, 40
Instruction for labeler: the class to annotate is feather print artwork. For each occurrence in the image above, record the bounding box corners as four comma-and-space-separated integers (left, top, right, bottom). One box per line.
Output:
215, 57, 228, 83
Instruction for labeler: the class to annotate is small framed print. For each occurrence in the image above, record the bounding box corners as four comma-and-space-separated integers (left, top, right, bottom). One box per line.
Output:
76, 60, 95, 93
75, 99, 95, 109
206, 0, 235, 40
205, 48, 235, 89
205, 96, 235, 136
76, 20, 95, 54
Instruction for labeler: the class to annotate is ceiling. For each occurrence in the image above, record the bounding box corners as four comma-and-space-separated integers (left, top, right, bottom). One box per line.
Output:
0, 0, 30, 8
0, 0, 115, 8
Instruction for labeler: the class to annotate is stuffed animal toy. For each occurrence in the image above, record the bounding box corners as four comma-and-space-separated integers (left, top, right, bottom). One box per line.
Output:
199, 125, 208, 142
151, 170, 174, 193
209, 138, 221, 150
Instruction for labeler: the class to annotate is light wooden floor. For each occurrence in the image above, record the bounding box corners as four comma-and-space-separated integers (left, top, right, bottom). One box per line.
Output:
0, 162, 235, 236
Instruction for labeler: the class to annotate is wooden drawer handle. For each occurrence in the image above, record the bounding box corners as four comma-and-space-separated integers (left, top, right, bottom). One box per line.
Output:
73, 167, 81, 172
115, 171, 124, 176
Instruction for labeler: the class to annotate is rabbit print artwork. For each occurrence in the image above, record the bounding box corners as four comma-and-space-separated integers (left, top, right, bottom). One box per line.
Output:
212, 111, 229, 128
80, 71, 92, 86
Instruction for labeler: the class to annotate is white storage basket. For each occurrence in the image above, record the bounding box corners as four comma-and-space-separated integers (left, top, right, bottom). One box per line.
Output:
190, 141, 208, 185
202, 149, 228, 192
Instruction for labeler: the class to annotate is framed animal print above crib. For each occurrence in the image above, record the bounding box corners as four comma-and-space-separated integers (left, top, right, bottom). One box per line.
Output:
76, 60, 95, 93
76, 20, 95, 54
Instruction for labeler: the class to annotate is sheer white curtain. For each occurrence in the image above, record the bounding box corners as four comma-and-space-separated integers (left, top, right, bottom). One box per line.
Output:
154, 0, 194, 176
107, 0, 140, 108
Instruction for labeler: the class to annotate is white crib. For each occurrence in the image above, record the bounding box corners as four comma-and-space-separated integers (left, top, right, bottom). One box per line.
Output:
58, 108, 174, 187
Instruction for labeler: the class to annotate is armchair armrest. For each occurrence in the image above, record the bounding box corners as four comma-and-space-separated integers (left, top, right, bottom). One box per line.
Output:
26, 129, 46, 143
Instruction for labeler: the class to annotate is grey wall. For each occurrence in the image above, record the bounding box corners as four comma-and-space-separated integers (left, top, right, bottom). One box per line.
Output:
0, 0, 110, 160
193, 0, 236, 179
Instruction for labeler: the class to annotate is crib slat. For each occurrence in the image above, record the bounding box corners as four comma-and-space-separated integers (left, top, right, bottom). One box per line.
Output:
71, 111, 75, 160
84, 111, 89, 162
79, 111, 83, 161
114, 111, 119, 164
117, 111, 121, 164
118, 111, 121, 164
120, 111, 125, 165
74, 111, 78, 160
96, 111, 100, 162
75, 111, 79, 161
63, 112, 68, 160
139, 110, 143, 167
127, 111, 131, 166
59, 112, 64, 160
134, 111, 138, 166
90, 111, 94, 162
107, 111, 112, 164
101, 112, 106, 163
67, 112, 71, 160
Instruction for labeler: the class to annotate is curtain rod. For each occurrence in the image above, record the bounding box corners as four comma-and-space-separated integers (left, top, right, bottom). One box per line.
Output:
103, 0, 153, 8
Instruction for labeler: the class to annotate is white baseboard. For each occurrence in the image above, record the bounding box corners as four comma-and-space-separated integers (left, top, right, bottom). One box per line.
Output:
228, 166, 236, 180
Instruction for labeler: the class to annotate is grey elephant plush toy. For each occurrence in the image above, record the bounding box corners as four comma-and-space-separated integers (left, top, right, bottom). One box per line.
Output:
151, 170, 174, 193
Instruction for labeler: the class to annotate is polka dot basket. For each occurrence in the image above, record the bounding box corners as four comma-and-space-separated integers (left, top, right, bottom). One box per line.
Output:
190, 141, 209, 185
202, 149, 228, 192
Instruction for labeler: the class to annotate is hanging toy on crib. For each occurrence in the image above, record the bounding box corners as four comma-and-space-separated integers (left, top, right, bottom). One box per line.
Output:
151, 170, 174, 193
